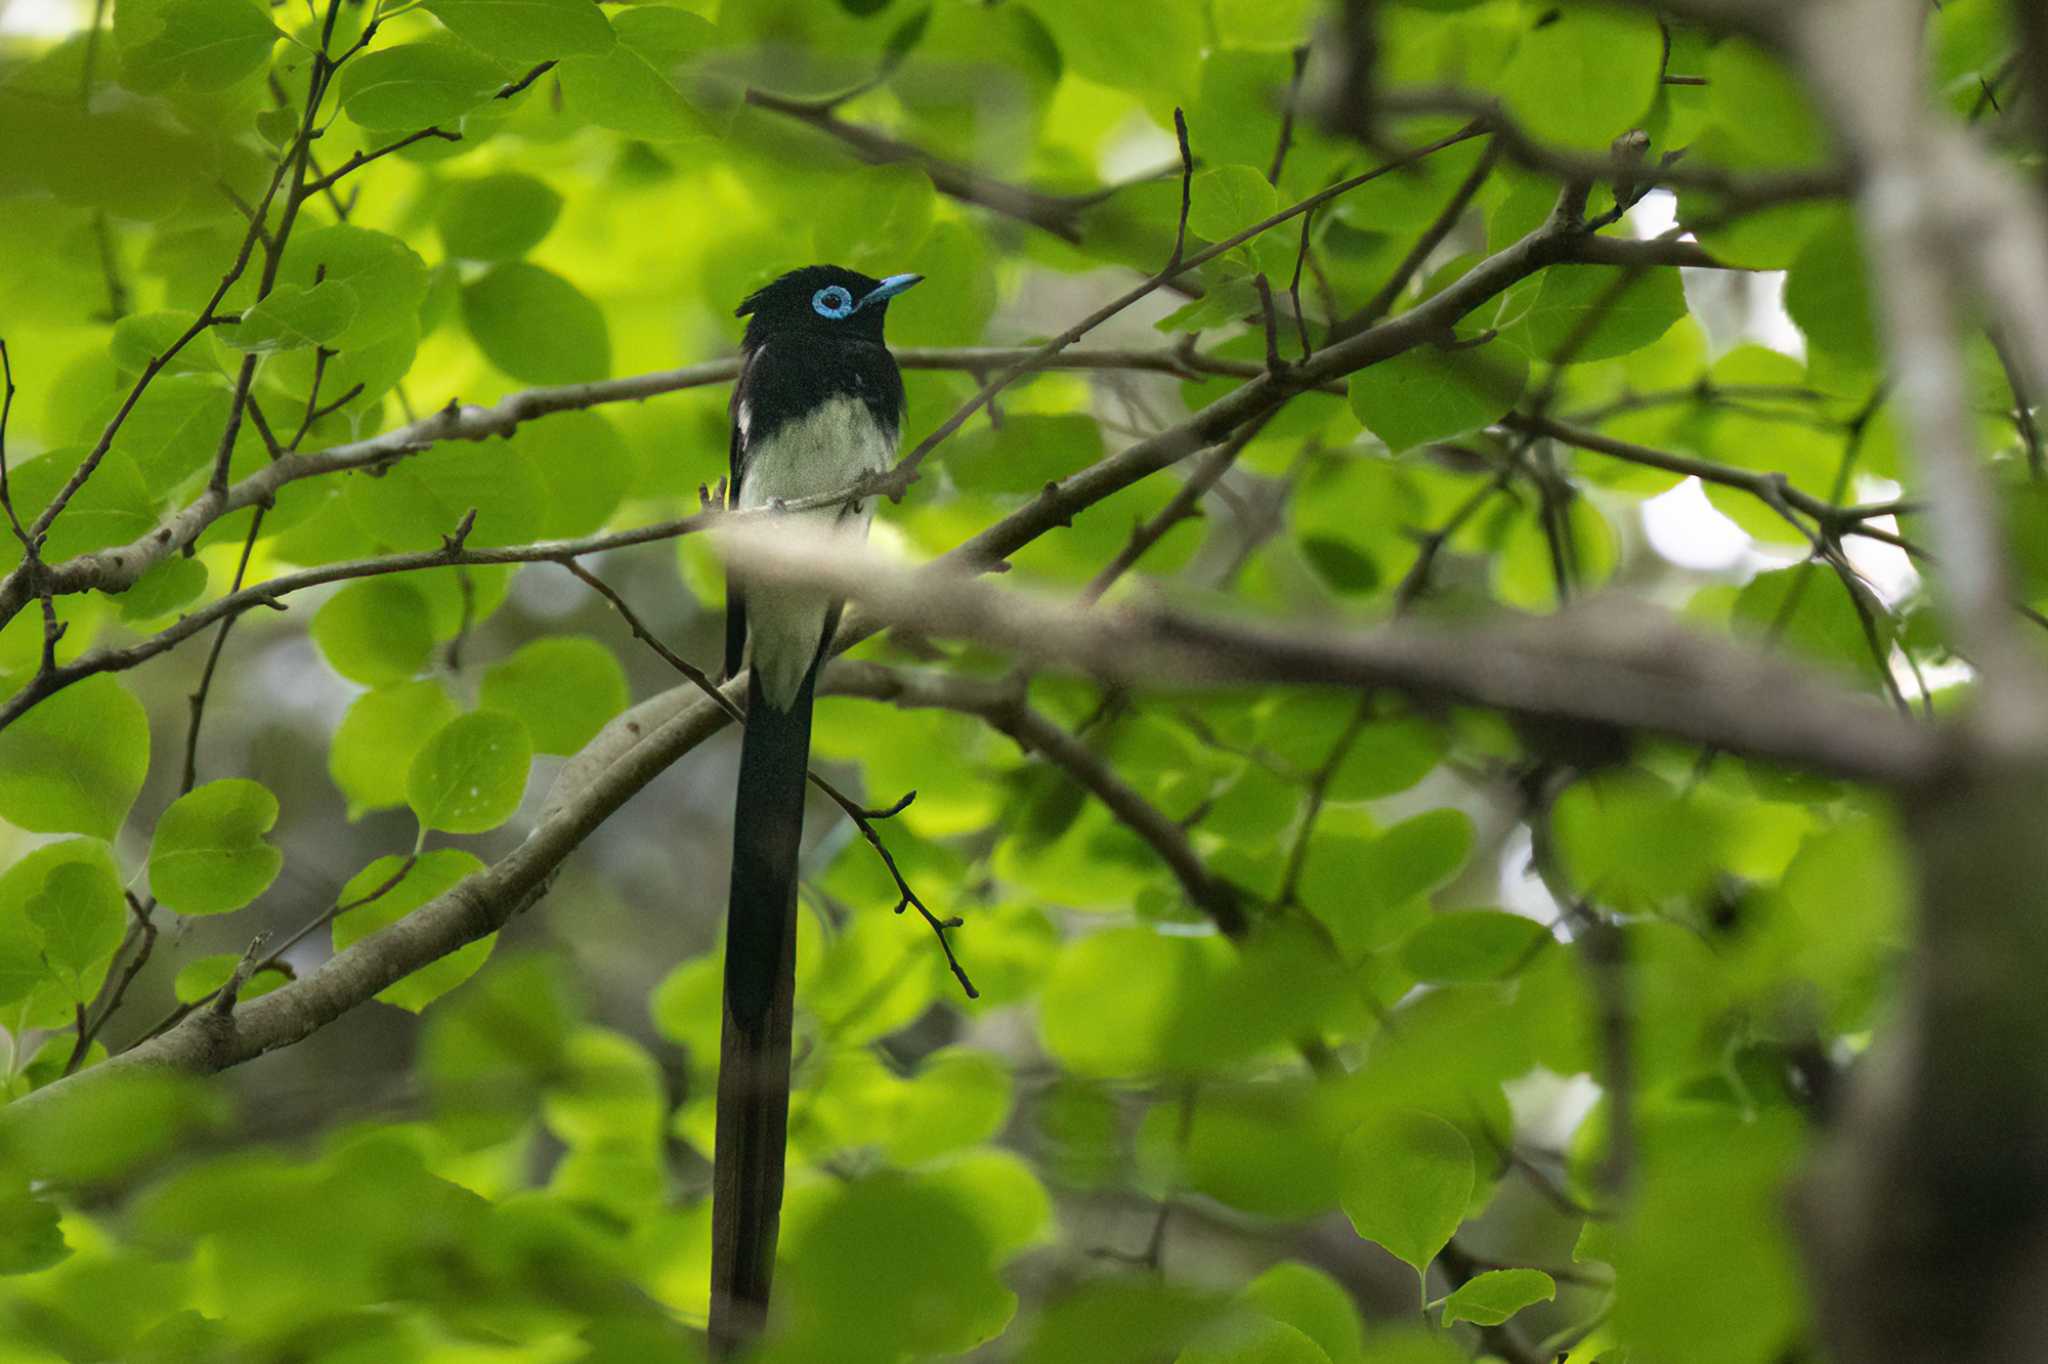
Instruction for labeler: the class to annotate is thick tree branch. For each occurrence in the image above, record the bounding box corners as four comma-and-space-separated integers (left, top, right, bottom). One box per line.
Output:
719, 527, 1941, 788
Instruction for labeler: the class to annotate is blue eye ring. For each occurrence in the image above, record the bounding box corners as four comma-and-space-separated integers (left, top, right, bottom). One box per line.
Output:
812, 285, 855, 319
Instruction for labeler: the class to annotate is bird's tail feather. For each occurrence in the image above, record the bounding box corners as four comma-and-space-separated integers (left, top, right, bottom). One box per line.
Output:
708, 663, 816, 1355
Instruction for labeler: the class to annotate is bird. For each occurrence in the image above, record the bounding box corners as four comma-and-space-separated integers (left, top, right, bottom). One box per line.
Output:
708, 263, 922, 1353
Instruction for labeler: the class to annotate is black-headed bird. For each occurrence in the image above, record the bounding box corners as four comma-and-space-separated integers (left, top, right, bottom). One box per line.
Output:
710, 264, 922, 1352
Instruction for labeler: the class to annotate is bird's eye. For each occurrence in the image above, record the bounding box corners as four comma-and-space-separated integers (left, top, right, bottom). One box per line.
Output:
811, 286, 855, 319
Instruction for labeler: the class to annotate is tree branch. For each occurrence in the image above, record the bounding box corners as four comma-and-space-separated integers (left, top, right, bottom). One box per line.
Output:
717, 526, 1942, 788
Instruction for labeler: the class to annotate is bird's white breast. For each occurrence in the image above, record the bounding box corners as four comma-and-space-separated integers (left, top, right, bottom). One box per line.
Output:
736, 396, 895, 709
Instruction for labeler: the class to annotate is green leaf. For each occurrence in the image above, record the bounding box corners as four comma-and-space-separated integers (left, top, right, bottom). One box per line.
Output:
780, 1173, 1014, 1357
1551, 769, 1732, 911
103, 371, 232, 490
1348, 344, 1527, 453
1299, 810, 1475, 958
1186, 166, 1278, 254
113, 0, 278, 92
225, 282, 358, 353
1732, 564, 1892, 686
312, 580, 435, 686
1498, 6, 1661, 150
462, 262, 611, 384
421, 0, 612, 62
278, 225, 430, 352
1326, 714, 1448, 801
556, 7, 728, 142
147, 779, 284, 916
1, 448, 159, 565
1784, 213, 1879, 369
477, 636, 628, 756
520, 410, 635, 537
330, 680, 461, 819
346, 443, 547, 550
110, 311, 223, 377
1177, 1316, 1334, 1364
1339, 1110, 1473, 1276
437, 172, 564, 262
0, 840, 121, 1011
331, 850, 494, 1011
1515, 266, 1686, 364
172, 952, 285, 1005
407, 710, 533, 834
1028, 0, 1200, 99
116, 556, 208, 622
1240, 1263, 1367, 1364
27, 861, 125, 1000
880, 1049, 1014, 1166
336, 41, 504, 130
1401, 911, 1549, 984
0, 675, 150, 839
1440, 1268, 1556, 1327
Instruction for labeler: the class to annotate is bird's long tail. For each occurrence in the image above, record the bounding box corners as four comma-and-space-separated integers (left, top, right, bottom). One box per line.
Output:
708, 662, 818, 1355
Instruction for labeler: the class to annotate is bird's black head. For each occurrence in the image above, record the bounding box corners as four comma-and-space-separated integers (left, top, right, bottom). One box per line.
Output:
735, 264, 922, 351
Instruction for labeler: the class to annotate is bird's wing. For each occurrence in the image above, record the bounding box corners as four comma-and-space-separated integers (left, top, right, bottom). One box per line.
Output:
723, 348, 756, 682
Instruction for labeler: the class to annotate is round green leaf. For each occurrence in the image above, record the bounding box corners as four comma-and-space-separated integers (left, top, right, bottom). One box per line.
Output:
331, 849, 494, 1011
556, 7, 728, 142
172, 952, 286, 1005
1339, 1109, 1474, 1277
781, 1173, 1013, 1356
2, 448, 160, 567
226, 282, 359, 353
330, 680, 461, 819
102, 372, 236, 489
336, 42, 505, 131
478, 636, 628, 757
1400, 911, 1550, 984
1299, 810, 1475, 959
1784, 214, 1878, 369
117, 556, 208, 623
148, 779, 284, 916
27, 861, 126, 1001
437, 172, 565, 263
1177, 1316, 1333, 1364
1439, 1267, 1556, 1327
311, 580, 435, 686
520, 410, 634, 538
1348, 343, 1528, 453
278, 225, 430, 352
421, 0, 613, 62
407, 710, 533, 834
1498, 6, 1661, 150
0, 675, 150, 839
1515, 265, 1686, 365
461, 262, 611, 384
1240, 1263, 1367, 1364
113, 0, 278, 93
0, 840, 121, 1011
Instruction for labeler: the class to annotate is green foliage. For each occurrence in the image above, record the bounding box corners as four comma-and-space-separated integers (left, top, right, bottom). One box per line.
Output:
0, 676, 148, 839
462, 262, 611, 384
312, 579, 436, 685
406, 709, 533, 833
0, 1, 2000, 1359
1439, 1267, 1556, 1327
1340, 1110, 1475, 1278
329, 679, 460, 818
147, 778, 284, 916
477, 635, 629, 756
331, 850, 493, 1011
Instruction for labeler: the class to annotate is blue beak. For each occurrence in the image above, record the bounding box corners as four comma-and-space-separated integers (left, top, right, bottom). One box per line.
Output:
858, 273, 924, 310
